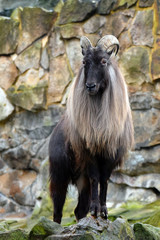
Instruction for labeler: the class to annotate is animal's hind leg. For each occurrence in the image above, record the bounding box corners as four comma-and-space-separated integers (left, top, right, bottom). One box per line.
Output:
74, 176, 91, 221
50, 180, 69, 224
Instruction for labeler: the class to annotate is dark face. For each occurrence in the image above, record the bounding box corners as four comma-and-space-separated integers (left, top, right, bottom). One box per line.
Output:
83, 47, 111, 96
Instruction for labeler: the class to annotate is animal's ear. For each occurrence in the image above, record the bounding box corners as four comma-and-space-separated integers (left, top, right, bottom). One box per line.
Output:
80, 36, 92, 56
96, 35, 119, 58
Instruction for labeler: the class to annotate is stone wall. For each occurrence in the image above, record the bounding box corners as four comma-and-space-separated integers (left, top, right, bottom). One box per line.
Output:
0, 0, 160, 219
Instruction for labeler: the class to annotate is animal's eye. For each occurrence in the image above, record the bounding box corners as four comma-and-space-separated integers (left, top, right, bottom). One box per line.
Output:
83, 60, 86, 65
101, 58, 107, 65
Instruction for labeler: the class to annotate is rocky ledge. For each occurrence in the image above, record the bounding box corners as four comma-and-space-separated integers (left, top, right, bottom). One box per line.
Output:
0, 216, 160, 240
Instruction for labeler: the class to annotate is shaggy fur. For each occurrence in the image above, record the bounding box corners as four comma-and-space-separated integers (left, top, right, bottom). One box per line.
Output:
49, 36, 134, 224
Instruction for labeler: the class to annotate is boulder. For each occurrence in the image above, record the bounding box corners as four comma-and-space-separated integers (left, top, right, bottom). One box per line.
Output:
0, 88, 14, 122
48, 55, 71, 104
130, 10, 154, 47
119, 46, 150, 85
0, 57, 18, 90
0, 16, 19, 54
134, 223, 160, 240
15, 40, 41, 74
58, 0, 97, 25
16, 7, 57, 53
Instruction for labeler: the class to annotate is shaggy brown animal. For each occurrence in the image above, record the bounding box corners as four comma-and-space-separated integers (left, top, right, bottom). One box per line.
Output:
49, 35, 134, 224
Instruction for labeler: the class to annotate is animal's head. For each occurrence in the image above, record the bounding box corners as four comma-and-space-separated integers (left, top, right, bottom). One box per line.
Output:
80, 35, 119, 95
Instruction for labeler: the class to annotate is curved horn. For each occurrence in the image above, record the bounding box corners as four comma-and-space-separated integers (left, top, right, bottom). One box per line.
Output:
97, 35, 119, 56
80, 36, 92, 55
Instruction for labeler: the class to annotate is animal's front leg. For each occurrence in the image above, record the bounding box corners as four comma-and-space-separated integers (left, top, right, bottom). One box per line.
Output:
99, 179, 108, 219
88, 162, 100, 218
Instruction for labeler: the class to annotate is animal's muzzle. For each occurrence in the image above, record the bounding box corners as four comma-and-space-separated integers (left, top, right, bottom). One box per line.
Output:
86, 83, 96, 93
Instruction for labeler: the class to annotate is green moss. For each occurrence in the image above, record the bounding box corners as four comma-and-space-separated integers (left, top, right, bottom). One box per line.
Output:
0, 229, 28, 240
134, 223, 160, 240
144, 211, 160, 227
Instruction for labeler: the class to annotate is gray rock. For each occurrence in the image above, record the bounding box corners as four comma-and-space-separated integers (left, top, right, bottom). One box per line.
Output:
102, 10, 135, 38
134, 223, 160, 239
83, 15, 106, 34
29, 216, 64, 239
130, 92, 152, 110
110, 172, 160, 192
48, 30, 65, 58
15, 40, 41, 73
139, 0, 154, 7
60, 23, 83, 39
130, 10, 154, 47
48, 55, 71, 104
41, 47, 49, 70
133, 108, 160, 149
16, 7, 57, 53
119, 146, 160, 176
66, 39, 83, 76
107, 182, 157, 208
7, 80, 48, 112
0, 88, 14, 122
101, 218, 135, 240
58, 0, 97, 25
151, 48, 160, 81
98, 0, 117, 15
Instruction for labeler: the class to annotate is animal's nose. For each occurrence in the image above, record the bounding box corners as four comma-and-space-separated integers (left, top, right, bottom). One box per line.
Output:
86, 83, 96, 90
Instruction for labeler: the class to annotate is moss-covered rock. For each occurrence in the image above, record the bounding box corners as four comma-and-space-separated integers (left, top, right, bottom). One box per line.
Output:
0, 16, 19, 54
0, 229, 28, 240
98, 0, 117, 15
58, 0, 97, 25
134, 223, 160, 240
151, 49, 160, 81
114, 0, 137, 9
60, 23, 83, 39
29, 216, 64, 240
119, 46, 150, 85
15, 40, 41, 73
144, 211, 160, 227
7, 81, 48, 112
101, 218, 135, 240
15, 7, 57, 53
130, 9, 154, 47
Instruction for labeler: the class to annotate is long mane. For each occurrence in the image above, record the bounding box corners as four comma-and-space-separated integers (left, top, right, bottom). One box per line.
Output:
65, 60, 134, 160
